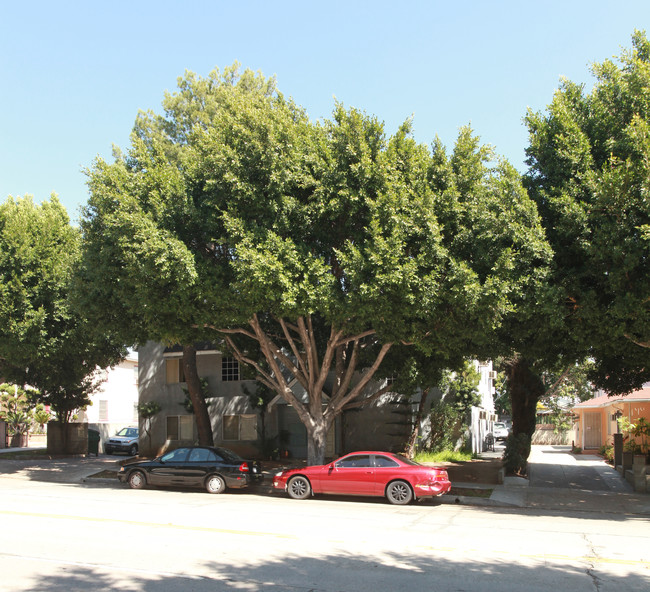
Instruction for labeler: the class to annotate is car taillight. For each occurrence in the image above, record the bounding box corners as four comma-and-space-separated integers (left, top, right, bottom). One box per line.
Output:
238, 462, 250, 473
432, 471, 448, 481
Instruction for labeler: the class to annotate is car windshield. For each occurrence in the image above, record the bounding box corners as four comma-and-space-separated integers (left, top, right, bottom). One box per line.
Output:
495, 423, 505, 429
116, 428, 138, 437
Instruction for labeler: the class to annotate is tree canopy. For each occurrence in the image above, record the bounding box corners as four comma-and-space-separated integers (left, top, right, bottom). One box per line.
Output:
525, 30, 650, 395
0, 195, 125, 423
80, 64, 551, 463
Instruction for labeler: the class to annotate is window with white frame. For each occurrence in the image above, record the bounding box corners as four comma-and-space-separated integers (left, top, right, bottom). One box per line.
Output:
166, 415, 193, 440
221, 357, 239, 382
222, 414, 257, 440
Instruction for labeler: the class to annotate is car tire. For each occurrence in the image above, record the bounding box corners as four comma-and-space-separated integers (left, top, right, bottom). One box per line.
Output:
287, 475, 311, 500
105, 448, 112, 455
128, 444, 138, 456
205, 474, 226, 494
386, 480, 413, 505
128, 470, 146, 490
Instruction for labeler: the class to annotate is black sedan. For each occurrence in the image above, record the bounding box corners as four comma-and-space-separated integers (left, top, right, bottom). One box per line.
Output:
118, 446, 262, 494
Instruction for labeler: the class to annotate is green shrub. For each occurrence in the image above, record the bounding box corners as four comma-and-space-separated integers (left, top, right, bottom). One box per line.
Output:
426, 401, 462, 452
599, 444, 613, 463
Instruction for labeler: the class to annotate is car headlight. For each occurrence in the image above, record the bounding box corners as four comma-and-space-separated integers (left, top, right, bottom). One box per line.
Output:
275, 471, 284, 477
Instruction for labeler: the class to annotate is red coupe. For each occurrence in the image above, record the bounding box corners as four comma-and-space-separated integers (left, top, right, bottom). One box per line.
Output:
273, 451, 451, 505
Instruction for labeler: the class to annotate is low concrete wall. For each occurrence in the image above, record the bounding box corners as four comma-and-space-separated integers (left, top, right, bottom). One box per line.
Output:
532, 425, 576, 446
47, 422, 88, 455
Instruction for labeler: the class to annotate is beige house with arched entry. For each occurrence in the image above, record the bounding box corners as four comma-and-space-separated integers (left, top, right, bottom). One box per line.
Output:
573, 386, 650, 450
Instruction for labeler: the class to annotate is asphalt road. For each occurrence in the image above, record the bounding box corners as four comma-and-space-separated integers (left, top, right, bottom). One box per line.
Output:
1, 474, 648, 592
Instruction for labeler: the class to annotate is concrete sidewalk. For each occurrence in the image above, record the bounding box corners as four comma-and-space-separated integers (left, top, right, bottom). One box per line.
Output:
0, 447, 124, 483
445, 445, 650, 515
1, 444, 648, 515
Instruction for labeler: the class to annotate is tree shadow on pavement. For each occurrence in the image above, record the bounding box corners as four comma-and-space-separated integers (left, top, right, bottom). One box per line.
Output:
12, 548, 649, 592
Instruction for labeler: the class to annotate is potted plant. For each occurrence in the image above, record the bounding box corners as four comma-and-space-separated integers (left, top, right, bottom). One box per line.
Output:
6, 410, 31, 447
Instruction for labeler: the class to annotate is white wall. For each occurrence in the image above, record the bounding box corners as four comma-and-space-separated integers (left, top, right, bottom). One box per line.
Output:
80, 351, 139, 446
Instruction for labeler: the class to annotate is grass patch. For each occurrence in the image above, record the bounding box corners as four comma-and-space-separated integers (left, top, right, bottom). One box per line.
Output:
0, 450, 54, 460
414, 450, 475, 463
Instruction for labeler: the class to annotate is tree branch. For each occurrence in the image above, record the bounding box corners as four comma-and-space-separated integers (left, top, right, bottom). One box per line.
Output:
342, 382, 394, 411
624, 333, 650, 348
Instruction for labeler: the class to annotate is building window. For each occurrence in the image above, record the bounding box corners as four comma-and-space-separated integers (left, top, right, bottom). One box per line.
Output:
166, 415, 193, 440
166, 359, 185, 384
99, 400, 108, 422
222, 414, 257, 440
222, 357, 239, 382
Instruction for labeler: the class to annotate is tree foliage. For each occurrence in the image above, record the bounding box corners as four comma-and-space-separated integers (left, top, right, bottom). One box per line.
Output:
81, 64, 551, 464
525, 30, 650, 394
0, 196, 125, 423
440, 360, 481, 416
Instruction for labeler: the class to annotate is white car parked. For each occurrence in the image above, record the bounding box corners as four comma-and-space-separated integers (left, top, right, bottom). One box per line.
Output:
493, 422, 510, 441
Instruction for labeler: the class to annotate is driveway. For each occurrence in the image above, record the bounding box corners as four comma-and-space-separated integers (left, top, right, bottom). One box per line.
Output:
527, 445, 631, 492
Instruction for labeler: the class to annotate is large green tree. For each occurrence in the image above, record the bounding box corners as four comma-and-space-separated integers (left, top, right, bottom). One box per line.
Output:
0, 195, 124, 425
81, 65, 550, 464
525, 30, 650, 395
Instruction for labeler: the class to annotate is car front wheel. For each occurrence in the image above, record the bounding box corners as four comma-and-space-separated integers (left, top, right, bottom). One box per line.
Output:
205, 475, 226, 494
128, 444, 138, 456
128, 470, 146, 490
287, 475, 311, 500
386, 480, 413, 505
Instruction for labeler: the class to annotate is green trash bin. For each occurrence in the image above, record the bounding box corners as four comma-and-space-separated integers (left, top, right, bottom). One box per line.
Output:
88, 428, 100, 457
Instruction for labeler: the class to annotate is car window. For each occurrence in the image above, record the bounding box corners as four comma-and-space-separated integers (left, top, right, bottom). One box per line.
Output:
335, 454, 372, 468
161, 448, 189, 463
214, 447, 243, 463
374, 455, 399, 468
126, 428, 138, 438
392, 453, 420, 466
188, 448, 218, 463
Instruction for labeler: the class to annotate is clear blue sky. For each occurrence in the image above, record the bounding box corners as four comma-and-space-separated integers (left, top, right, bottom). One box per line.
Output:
2, 1, 649, 221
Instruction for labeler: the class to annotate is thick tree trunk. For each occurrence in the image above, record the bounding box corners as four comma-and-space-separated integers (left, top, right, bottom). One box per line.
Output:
306, 418, 330, 466
217, 314, 394, 466
505, 357, 544, 438
406, 388, 430, 458
182, 345, 214, 446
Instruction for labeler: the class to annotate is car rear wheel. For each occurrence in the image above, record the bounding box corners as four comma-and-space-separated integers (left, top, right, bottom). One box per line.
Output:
287, 475, 311, 500
386, 480, 413, 505
205, 475, 226, 494
128, 470, 146, 490
128, 444, 138, 456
